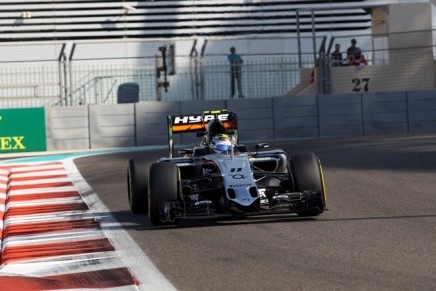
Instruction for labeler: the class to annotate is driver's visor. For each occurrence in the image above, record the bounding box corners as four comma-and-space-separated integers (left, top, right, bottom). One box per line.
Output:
215, 144, 231, 152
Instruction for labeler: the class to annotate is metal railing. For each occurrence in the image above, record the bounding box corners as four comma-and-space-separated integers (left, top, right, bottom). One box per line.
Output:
1, 30, 436, 108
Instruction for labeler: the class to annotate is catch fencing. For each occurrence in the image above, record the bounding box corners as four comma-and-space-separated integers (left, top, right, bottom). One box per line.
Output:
0, 35, 323, 108
0, 42, 66, 108
315, 30, 436, 95
2, 30, 436, 108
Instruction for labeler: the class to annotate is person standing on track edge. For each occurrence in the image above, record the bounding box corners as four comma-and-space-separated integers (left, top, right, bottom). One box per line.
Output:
227, 46, 244, 98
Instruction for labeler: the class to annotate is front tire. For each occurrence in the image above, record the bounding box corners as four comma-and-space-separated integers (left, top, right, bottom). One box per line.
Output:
148, 162, 180, 226
127, 159, 149, 214
290, 152, 326, 217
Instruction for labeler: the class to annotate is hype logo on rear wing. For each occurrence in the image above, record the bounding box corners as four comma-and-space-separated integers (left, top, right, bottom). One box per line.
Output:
168, 110, 237, 133
166, 109, 238, 157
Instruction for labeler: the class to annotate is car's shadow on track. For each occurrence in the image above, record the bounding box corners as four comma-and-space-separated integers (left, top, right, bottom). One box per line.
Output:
168, 214, 317, 229
99, 210, 436, 230
319, 213, 436, 222
99, 210, 318, 230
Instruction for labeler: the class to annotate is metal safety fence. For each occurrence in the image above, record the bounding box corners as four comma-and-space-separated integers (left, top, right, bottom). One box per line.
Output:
1, 30, 436, 108
0, 35, 321, 108
314, 29, 436, 95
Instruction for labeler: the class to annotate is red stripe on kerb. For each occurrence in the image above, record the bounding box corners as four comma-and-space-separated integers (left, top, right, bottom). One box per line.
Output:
1, 238, 115, 264
3, 218, 99, 237
1, 162, 63, 173
10, 174, 68, 182
0, 267, 136, 290
5, 202, 88, 217
11, 162, 63, 168
8, 181, 74, 191
7, 191, 80, 202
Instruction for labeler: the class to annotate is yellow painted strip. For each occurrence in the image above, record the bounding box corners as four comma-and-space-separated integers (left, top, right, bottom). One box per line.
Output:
318, 160, 327, 207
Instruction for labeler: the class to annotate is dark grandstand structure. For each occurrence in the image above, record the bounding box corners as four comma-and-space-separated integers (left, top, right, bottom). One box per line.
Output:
0, 0, 372, 42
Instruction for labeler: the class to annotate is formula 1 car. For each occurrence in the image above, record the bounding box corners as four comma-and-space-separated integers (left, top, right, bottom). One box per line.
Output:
128, 109, 327, 226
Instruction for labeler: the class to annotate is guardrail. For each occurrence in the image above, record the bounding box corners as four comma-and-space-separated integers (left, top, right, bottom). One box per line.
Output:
42, 89, 436, 152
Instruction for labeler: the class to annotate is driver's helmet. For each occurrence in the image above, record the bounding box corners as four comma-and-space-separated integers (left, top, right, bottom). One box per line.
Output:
210, 134, 232, 153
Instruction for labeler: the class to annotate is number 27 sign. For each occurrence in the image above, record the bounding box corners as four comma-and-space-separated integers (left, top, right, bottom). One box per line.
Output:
352, 78, 370, 92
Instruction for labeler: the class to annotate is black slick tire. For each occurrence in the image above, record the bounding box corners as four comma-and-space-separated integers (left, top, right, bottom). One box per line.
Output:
127, 158, 149, 214
290, 152, 326, 217
148, 162, 180, 226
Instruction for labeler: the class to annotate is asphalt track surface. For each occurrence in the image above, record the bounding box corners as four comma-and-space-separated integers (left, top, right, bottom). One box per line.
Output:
75, 133, 436, 291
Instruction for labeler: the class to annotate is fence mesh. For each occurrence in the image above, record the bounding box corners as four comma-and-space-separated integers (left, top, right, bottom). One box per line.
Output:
1, 30, 436, 107
0, 42, 64, 108
323, 30, 434, 95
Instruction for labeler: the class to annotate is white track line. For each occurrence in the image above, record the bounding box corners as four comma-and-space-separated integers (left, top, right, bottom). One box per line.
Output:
65, 158, 176, 291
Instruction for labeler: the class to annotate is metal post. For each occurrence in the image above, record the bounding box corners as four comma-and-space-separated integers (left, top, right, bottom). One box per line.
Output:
317, 37, 326, 95
94, 77, 99, 104
199, 39, 208, 100
325, 37, 335, 94
311, 9, 317, 66
189, 40, 198, 100
296, 11, 302, 69
57, 43, 66, 106
63, 54, 68, 105
156, 46, 170, 101
156, 54, 163, 101
194, 57, 199, 100
68, 43, 76, 105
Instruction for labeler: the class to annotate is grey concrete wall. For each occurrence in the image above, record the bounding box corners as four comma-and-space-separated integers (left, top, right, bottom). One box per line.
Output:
273, 95, 319, 138
45, 106, 89, 151
362, 91, 408, 135
44, 89, 436, 151
408, 90, 436, 132
318, 93, 363, 137
135, 101, 181, 147
89, 104, 135, 149
227, 98, 274, 142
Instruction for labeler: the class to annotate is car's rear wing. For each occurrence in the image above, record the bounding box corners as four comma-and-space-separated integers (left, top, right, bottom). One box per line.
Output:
167, 109, 238, 157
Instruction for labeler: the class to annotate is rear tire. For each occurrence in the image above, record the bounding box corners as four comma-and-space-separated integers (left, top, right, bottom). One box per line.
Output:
127, 159, 149, 214
290, 152, 326, 217
148, 162, 180, 226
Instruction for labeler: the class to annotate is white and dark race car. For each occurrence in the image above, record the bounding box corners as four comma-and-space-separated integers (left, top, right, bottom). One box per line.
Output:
128, 109, 327, 226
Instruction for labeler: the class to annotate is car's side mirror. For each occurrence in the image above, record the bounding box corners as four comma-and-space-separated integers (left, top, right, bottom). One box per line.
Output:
178, 148, 193, 155
255, 143, 269, 149
255, 143, 269, 154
